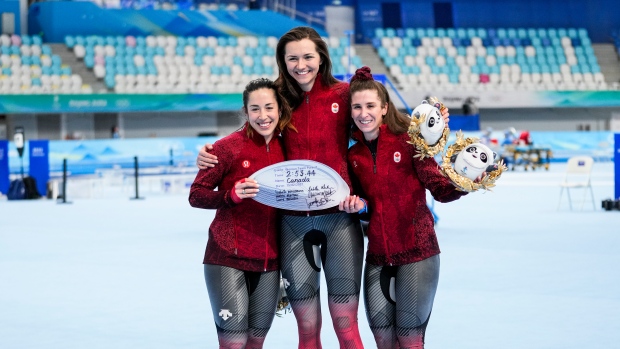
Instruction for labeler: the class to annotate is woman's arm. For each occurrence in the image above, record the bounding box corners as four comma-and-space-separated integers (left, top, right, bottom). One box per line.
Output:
414, 155, 467, 203
189, 143, 235, 209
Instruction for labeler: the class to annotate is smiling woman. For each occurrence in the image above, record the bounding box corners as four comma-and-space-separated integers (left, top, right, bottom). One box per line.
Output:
351, 89, 388, 141
341, 66, 468, 349
196, 27, 367, 349
244, 85, 281, 143
283, 38, 322, 92
188, 78, 294, 349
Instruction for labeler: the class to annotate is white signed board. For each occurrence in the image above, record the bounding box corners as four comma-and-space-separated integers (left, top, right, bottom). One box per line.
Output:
250, 160, 350, 211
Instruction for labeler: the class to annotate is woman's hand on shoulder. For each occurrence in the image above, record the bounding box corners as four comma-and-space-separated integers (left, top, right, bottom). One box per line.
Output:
197, 143, 218, 169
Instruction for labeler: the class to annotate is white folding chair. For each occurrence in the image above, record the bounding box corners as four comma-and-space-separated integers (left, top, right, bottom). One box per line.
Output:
557, 156, 595, 210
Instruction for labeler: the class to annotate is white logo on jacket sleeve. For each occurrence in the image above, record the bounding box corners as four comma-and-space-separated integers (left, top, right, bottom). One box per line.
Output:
242, 160, 250, 168
219, 309, 233, 320
394, 152, 401, 163
331, 103, 339, 113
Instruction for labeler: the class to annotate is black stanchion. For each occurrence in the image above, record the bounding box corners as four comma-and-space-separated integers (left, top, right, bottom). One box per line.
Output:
131, 156, 144, 200
58, 158, 71, 204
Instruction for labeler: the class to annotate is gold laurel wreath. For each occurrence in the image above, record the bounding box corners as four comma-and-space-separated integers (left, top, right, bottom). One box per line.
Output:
275, 298, 291, 317
407, 115, 450, 160
275, 279, 291, 317
407, 96, 450, 159
439, 131, 508, 192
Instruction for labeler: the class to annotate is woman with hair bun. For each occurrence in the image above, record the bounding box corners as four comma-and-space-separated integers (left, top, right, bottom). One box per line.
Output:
339, 66, 467, 349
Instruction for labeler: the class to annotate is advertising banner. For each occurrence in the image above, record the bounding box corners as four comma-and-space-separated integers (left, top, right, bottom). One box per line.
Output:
0, 94, 242, 114
0, 140, 8, 194
2, 92, 620, 114
614, 133, 620, 200
28, 140, 49, 196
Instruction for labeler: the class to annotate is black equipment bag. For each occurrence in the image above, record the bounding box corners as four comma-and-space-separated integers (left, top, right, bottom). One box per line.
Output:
7, 179, 26, 200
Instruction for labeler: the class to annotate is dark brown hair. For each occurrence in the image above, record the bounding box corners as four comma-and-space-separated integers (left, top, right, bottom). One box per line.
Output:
275, 26, 339, 108
349, 66, 410, 135
242, 78, 296, 138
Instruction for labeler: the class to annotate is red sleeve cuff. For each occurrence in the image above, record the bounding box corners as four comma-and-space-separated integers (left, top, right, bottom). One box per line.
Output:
230, 189, 242, 204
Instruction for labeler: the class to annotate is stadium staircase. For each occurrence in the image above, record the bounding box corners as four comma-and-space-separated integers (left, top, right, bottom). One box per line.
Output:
593, 43, 620, 85
354, 44, 394, 80
49, 43, 107, 93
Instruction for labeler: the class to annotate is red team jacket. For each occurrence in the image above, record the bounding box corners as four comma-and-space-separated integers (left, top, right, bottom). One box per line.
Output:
348, 125, 467, 266
281, 74, 353, 216
189, 126, 285, 272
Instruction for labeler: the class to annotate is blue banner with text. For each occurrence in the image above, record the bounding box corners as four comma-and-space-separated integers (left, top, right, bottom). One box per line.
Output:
0, 140, 8, 194
615, 134, 619, 200
29, 140, 49, 196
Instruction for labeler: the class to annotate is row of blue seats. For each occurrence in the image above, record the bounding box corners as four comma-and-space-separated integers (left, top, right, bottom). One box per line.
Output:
83, 44, 276, 58
1, 45, 52, 56
376, 27, 588, 39
103, 64, 276, 77
385, 54, 600, 73
1, 66, 72, 76
94, 53, 271, 69
380, 50, 596, 67
66, 35, 280, 49
385, 44, 595, 57
10, 55, 63, 67
410, 54, 596, 67
374, 36, 589, 49
395, 61, 599, 76
380, 55, 598, 66
1, 35, 43, 46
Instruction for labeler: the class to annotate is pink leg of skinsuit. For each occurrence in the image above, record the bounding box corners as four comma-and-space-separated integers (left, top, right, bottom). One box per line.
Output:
280, 212, 365, 349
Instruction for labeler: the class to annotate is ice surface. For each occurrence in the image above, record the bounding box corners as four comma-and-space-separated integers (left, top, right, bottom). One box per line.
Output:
1, 162, 619, 349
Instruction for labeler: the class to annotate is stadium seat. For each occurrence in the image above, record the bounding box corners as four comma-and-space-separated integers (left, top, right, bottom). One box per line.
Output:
372, 26, 604, 91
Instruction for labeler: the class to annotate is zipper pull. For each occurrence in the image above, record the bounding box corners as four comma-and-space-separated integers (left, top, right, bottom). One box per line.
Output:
373, 164, 377, 174
306, 94, 309, 104
234, 248, 238, 255
266, 143, 270, 152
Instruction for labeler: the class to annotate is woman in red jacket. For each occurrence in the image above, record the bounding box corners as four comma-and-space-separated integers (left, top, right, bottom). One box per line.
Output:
197, 27, 365, 349
339, 67, 468, 349
189, 78, 294, 349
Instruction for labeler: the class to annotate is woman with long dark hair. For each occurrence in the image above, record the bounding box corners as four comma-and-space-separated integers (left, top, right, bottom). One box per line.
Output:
189, 78, 294, 349
197, 27, 365, 349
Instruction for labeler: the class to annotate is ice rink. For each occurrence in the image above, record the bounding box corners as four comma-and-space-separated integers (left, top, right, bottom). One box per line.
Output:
1, 161, 619, 349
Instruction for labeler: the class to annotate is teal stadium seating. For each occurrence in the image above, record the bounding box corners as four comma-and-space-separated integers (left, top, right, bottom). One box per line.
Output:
1, 34, 91, 94
374, 27, 607, 91
67, 34, 363, 93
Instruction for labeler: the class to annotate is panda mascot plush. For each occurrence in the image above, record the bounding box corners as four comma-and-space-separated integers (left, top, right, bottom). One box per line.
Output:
440, 131, 507, 192
451, 142, 497, 181
407, 99, 450, 159
413, 101, 445, 145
